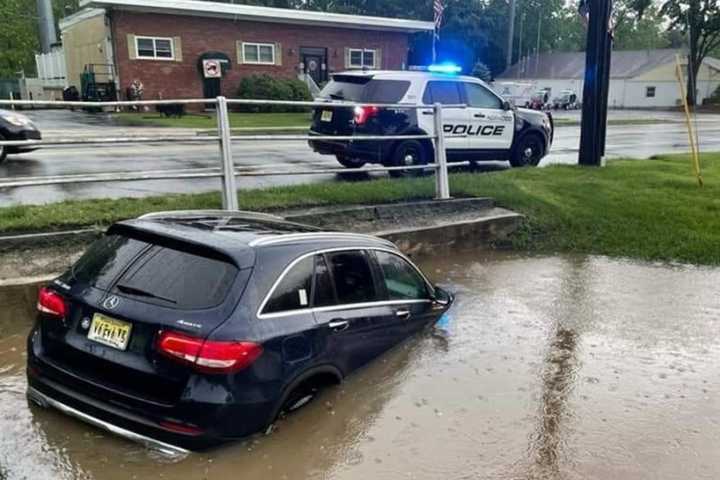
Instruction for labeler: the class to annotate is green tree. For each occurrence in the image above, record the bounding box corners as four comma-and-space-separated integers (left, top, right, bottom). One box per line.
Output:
632, 0, 720, 106
0, 0, 38, 77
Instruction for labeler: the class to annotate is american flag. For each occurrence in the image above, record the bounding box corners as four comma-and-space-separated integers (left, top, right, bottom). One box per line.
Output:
433, 0, 444, 30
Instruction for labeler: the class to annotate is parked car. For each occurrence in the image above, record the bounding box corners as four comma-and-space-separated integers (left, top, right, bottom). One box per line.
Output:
309, 68, 554, 173
27, 211, 454, 452
0, 109, 41, 163
526, 88, 551, 110
552, 90, 580, 110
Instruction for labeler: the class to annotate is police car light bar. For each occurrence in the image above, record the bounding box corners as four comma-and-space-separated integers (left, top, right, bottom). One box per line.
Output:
427, 63, 462, 74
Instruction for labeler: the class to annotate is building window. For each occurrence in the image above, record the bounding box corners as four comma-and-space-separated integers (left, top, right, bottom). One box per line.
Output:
242, 42, 276, 65
646, 86, 656, 98
348, 49, 377, 68
135, 36, 174, 60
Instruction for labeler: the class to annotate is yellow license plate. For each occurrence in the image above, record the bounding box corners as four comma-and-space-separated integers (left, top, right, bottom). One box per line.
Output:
321, 110, 333, 122
87, 313, 132, 351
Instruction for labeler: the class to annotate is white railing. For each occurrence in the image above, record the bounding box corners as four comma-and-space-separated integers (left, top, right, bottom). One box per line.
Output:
0, 97, 465, 210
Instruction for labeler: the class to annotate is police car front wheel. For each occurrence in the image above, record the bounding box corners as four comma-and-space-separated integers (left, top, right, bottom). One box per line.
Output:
510, 134, 544, 168
389, 140, 430, 178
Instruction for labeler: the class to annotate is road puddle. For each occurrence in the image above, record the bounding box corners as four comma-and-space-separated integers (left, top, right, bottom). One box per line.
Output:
1, 251, 719, 479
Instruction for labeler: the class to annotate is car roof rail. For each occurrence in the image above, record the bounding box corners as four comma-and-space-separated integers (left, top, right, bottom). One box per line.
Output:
138, 210, 285, 222
248, 232, 395, 248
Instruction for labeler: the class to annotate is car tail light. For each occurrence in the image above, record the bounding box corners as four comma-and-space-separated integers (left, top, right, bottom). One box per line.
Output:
354, 105, 379, 125
159, 420, 204, 436
37, 287, 67, 319
157, 331, 263, 374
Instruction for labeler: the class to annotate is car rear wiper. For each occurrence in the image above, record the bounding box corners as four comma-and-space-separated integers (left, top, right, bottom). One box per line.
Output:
329, 94, 345, 100
116, 284, 177, 304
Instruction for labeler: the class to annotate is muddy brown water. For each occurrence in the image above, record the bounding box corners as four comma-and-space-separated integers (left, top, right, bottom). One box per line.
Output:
1, 251, 719, 480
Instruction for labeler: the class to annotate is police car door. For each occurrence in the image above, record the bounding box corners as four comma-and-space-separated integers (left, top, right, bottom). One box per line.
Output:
462, 82, 514, 150
420, 81, 469, 151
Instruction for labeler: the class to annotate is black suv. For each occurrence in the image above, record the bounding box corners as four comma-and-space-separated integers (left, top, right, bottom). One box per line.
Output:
27, 211, 453, 452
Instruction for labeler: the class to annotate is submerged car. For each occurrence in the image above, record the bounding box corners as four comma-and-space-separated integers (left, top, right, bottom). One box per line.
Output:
0, 109, 41, 163
27, 211, 453, 452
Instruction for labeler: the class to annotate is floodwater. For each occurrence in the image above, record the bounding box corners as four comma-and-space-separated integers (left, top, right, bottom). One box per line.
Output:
1, 251, 719, 479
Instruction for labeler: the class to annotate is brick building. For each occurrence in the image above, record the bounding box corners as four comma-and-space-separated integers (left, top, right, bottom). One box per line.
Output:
60, 0, 433, 100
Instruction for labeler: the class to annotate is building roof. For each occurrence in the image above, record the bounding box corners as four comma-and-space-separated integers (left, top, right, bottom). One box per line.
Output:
79, 0, 434, 32
500, 49, 720, 80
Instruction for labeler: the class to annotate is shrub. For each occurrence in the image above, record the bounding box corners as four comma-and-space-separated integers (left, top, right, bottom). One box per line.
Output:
235, 74, 312, 112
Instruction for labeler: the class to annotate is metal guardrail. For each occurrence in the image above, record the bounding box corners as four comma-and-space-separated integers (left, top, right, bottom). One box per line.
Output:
0, 96, 459, 209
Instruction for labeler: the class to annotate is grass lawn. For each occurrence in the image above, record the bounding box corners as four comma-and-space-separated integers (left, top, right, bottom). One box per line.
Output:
1, 153, 718, 265
113, 111, 312, 129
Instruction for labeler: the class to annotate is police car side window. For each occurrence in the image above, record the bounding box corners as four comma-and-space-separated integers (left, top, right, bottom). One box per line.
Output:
422, 81, 462, 105
464, 83, 503, 109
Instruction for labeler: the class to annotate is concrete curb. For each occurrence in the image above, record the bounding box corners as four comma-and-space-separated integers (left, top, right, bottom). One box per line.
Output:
0, 198, 524, 287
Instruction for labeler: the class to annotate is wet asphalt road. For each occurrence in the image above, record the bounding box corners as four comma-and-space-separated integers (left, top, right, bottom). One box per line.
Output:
1, 109, 720, 206
1, 250, 719, 479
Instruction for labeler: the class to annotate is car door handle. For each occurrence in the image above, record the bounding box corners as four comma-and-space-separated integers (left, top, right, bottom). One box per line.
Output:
474, 113, 486, 118
395, 309, 411, 319
328, 320, 349, 332
421, 110, 434, 115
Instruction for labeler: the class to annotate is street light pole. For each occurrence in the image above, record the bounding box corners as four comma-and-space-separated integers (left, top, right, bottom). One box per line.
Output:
36, 0, 58, 54
506, 0, 517, 69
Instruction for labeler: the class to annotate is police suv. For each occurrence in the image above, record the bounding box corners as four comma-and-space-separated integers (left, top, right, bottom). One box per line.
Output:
309, 68, 554, 176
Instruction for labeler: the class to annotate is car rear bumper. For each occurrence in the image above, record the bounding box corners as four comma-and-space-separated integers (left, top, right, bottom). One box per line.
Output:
27, 385, 189, 456
27, 328, 277, 451
308, 130, 385, 163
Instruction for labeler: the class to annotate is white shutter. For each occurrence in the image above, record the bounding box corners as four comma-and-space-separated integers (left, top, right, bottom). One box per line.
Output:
127, 34, 137, 60
344, 47, 351, 69
275, 43, 282, 66
375, 48, 382, 69
173, 36, 183, 62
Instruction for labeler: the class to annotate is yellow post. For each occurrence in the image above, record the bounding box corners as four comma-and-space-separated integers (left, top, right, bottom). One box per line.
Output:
675, 54, 703, 187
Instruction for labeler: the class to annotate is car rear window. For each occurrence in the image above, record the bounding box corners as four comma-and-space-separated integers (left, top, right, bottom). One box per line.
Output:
116, 247, 238, 309
68, 234, 239, 309
319, 77, 410, 103
69, 235, 149, 290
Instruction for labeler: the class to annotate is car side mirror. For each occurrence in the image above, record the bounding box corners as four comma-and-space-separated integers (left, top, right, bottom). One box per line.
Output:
431, 286, 452, 306
502, 100, 512, 111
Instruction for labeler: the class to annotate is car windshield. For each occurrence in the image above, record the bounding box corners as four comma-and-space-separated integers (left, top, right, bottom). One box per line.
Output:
318, 77, 410, 103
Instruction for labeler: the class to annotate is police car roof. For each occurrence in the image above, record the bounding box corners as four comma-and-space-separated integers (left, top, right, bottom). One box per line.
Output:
109, 210, 395, 267
333, 69, 481, 83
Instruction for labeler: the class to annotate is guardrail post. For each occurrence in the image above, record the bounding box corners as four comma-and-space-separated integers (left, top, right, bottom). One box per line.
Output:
216, 96, 239, 210
433, 102, 450, 200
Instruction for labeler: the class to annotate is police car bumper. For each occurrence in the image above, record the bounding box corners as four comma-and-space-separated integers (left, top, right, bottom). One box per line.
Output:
308, 131, 383, 162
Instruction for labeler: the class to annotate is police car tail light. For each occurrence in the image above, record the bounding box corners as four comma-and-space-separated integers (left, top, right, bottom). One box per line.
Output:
157, 330, 263, 374
354, 105, 379, 125
37, 287, 67, 319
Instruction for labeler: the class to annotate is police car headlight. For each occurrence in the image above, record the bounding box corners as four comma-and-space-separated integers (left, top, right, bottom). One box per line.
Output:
0, 112, 34, 128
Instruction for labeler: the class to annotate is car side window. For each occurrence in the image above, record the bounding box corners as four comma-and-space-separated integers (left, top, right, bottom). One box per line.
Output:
422, 81, 462, 105
375, 251, 429, 300
325, 251, 378, 304
313, 254, 336, 308
464, 82, 502, 109
263, 256, 314, 314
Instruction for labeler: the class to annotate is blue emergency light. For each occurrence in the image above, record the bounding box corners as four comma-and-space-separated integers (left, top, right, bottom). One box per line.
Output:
427, 63, 462, 74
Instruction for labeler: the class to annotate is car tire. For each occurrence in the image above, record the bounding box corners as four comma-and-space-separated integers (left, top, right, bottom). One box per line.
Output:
389, 140, 429, 178
0, 133, 7, 164
510, 134, 544, 168
335, 154, 366, 169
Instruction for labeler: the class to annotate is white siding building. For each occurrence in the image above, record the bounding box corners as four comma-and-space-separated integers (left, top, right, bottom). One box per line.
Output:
498, 49, 720, 108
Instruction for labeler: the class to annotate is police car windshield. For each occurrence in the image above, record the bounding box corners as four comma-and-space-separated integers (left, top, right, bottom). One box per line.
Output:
319, 76, 410, 103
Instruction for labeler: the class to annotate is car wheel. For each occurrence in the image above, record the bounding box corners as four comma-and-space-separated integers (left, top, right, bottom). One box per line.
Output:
0, 133, 6, 164
389, 140, 429, 178
335, 154, 366, 169
510, 134, 544, 168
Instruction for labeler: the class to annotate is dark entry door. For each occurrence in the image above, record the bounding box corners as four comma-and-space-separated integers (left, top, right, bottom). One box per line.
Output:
300, 47, 327, 85
203, 78, 221, 99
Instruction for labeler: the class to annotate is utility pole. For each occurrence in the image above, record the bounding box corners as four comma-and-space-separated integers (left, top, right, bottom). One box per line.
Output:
518, 13, 525, 75
535, 15, 542, 74
578, 0, 613, 166
36, 0, 58, 54
506, 0, 517, 69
